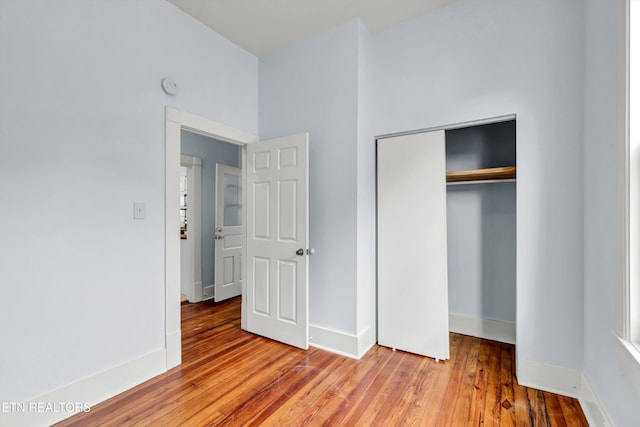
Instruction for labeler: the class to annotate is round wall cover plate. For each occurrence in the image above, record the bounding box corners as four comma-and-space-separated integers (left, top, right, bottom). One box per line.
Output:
161, 78, 178, 96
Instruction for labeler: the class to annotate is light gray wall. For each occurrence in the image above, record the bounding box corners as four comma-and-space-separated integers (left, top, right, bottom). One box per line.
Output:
0, 0, 257, 403
447, 184, 516, 322
181, 131, 241, 290
371, 0, 585, 373
583, 0, 640, 424
259, 21, 361, 334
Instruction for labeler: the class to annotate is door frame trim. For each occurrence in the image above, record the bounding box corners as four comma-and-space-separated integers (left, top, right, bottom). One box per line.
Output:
180, 154, 203, 303
165, 106, 258, 369
375, 114, 516, 140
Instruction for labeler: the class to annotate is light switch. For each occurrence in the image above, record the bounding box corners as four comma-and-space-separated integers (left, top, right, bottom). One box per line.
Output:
134, 202, 146, 220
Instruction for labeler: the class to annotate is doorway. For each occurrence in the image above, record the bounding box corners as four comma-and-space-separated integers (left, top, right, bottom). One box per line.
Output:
164, 107, 258, 369
165, 108, 311, 368
180, 130, 243, 302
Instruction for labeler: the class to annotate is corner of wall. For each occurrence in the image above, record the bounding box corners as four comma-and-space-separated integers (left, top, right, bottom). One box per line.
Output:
309, 324, 375, 359
517, 359, 581, 398
579, 374, 614, 427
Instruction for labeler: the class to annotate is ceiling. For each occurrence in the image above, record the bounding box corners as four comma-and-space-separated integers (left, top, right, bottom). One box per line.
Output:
167, 0, 459, 56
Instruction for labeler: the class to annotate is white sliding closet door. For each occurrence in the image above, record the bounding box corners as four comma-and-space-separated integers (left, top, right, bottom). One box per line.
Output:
377, 130, 450, 360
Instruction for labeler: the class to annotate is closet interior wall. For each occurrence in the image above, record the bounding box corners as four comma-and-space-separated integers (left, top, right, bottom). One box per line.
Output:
445, 120, 517, 338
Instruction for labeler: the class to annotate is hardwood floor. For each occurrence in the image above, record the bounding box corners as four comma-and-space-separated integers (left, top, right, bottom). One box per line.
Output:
57, 298, 588, 426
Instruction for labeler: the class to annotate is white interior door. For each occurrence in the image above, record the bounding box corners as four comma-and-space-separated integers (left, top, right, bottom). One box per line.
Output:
245, 133, 309, 349
214, 164, 243, 302
377, 130, 450, 360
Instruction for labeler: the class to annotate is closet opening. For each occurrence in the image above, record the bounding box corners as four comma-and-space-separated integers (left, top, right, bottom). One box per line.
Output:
445, 119, 516, 345
376, 116, 517, 361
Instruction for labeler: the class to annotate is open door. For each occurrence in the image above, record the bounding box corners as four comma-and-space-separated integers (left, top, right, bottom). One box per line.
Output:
214, 164, 243, 302
377, 130, 450, 361
245, 133, 309, 349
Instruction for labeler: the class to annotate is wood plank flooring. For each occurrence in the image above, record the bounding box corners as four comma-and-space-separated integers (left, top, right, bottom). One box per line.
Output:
57, 297, 588, 426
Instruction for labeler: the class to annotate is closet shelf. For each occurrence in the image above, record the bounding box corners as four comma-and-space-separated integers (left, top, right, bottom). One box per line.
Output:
446, 166, 516, 183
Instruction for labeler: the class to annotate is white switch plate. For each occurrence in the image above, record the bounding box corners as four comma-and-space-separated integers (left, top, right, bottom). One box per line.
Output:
134, 202, 145, 220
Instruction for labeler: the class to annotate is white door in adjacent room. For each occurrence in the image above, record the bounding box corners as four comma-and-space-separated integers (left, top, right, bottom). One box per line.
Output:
214, 164, 243, 302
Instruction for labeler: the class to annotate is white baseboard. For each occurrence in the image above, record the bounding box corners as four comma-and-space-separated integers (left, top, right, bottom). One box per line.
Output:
449, 314, 515, 344
309, 325, 375, 359
0, 349, 166, 427
357, 327, 376, 358
202, 285, 214, 301
579, 374, 614, 427
192, 281, 203, 302
166, 329, 182, 369
517, 359, 581, 398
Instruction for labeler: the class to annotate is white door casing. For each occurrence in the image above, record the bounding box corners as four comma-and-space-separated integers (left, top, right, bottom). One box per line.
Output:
377, 130, 450, 361
214, 164, 244, 302
245, 133, 309, 350
181, 155, 202, 303
165, 106, 259, 369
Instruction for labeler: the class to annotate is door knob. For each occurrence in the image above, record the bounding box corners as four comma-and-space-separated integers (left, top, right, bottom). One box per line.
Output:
296, 248, 304, 256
